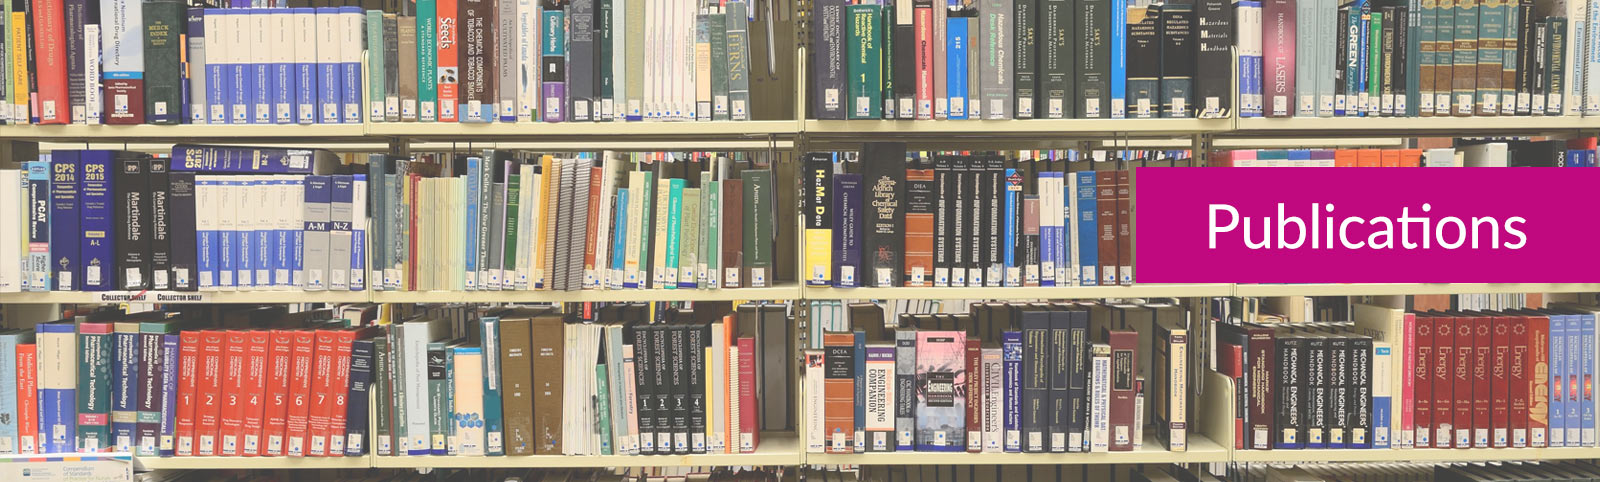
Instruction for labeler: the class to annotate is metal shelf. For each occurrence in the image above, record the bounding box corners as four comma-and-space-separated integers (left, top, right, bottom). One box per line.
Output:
0, 290, 373, 304
0, 124, 372, 143
365, 120, 801, 142
803, 284, 1234, 300
368, 284, 805, 304
1229, 446, 1600, 463
1231, 283, 1600, 297
369, 433, 801, 468
1233, 116, 1600, 137
803, 118, 1233, 143
134, 455, 372, 470
801, 435, 1228, 465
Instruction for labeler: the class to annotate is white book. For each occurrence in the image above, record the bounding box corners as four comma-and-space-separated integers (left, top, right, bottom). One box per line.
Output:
227, 11, 249, 124
0, 171, 20, 292
981, 348, 1004, 453
252, 11, 272, 123
803, 350, 823, 454
516, 164, 535, 289
315, 10, 340, 123
252, 177, 275, 288
517, 0, 537, 121
1373, 340, 1394, 449
341, 10, 363, 123
202, 12, 224, 124
292, 10, 316, 123
1570, 0, 1588, 116
623, 170, 646, 287
865, 346, 895, 452
195, 177, 218, 290
404, 320, 445, 455
351, 175, 368, 291
272, 12, 295, 123
588, 153, 618, 289
271, 177, 293, 289
85, 25, 103, 124
1133, 381, 1145, 449
622, 344, 641, 454
1090, 344, 1111, 452
215, 178, 238, 289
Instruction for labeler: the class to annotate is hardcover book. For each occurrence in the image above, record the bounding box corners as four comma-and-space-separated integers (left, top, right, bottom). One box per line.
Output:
915, 330, 966, 451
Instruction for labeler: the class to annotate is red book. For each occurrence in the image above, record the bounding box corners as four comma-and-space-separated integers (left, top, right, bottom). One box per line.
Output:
435, 0, 460, 122
285, 330, 318, 456
195, 330, 226, 456
965, 338, 982, 453
1491, 316, 1511, 448
407, 174, 422, 290
1432, 316, 1454, 448
325, 330, 358, 456
241, 331, 271, 456
262, 330, 295, 456
16, 343, 37, 454
821, 332, 854, 454
737, 336, 760, 453
1217, 343, 1244, 449
1380, 149, 1401, 167
1357, 149, 1381, 167
1472, 316, 1492, 448
1528, 315, 1551, 448
1107, 330, 1138, 452
1401, 312, 1416, 448
29, 0, 67, 124
1412, 316, 1433, 448
1509, 316, 1530, 447
1453, 316, 1474, 449
219, 330, 249, 456
1400, 149, 1424, 167
913, 4, 933, 120
306, 329, 338, 456
173, 331, 200, 456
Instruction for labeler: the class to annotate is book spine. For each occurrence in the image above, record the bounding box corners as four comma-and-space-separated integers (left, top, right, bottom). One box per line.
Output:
804, 153, 833, 286
1089, 343, 1110, 452
16, 343, 37, 454
947, 13, 968, 119
1074, 171, 1097, 286
42, 324, 80, 454
541, 1, 566, 122
1041, 0, 1072, 117
815, 0, 846, 119
134, 329, 163, 455
1262, 0, 1295, 116
101, 0, 145, 124
115, 156, 151, 290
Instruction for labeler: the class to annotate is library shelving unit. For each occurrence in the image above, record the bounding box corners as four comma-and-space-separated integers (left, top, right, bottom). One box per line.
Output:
1232, 116, 1600, 138
136, 455, 374, 470
369, 433, 802, 469
0, 123, 373, 143
802, 283, 1235, 301
0, 290, 374, 305
1231, 283, 1600, 297
367, 284, 807, 303
801, 435, 1231, 466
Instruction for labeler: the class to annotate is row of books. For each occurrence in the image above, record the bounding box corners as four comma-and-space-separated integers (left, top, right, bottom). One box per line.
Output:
810, 0, 1233, 120
0, 310, 377, 457
0, 146, 367, 293
366, 151, 779, 292
1210, 138, 1600, 167
803, 145, 1145, 289
1, 0, 773, 125
1219, 303, 1600, 451
1233, 462, 1600, 482
804, 301, 1191, 454
814, 460, 1210, 482
1241, 0, 1597, 118
372, 302, 791, 457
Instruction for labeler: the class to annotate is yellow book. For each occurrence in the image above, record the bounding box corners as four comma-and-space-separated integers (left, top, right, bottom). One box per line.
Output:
531, 155, 554, 289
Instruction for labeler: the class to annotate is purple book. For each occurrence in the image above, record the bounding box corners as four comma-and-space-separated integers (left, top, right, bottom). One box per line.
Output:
540, 6, 567, 122
1262, 0, 1296, 117
833, 173, 862, 287
159, 334, 180, 456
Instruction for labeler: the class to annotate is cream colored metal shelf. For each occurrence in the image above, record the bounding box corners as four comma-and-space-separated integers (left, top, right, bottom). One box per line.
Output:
370, 433, 801, 468
368, 284, 804, 303
803, 283, 1234, 300
366, 120, 801, 140
1231, 283, 1600, 297
134, 455, 373, 469
0, 290, 373, 304
1234, 116, 1600, 137
0, 123, 371, 142
1229, 445, 1600, 463
804, 118, 1234, 138
801, 434, 1228, 465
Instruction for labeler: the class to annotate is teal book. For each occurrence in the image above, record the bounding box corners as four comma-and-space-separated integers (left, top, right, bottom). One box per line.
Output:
1407, 0, 1423, 115
443, 344, 457, 454
705, 179, 720, 288
596, 351, 613, 455
847, 4, 885, 119
417, 0, 440, 121
77, 322, 114, 452
1453, 0, 1479, 116
480, 317, 505, 456
1370, 10, 1385, 112
664, 178, 685, 289
427, 342, 448, 455
367, 11, 386, 122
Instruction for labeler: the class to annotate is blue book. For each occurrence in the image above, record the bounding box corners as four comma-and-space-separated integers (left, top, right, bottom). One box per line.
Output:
196, 177, 219, 290
1001, 330, 1022, 452
0, 331, 33, 452
250, 9, 272, 123
1287, 149, 1312, 166
1357, 9, 1370, 115
204, 9, 229, 124
1038, 171, 1058, 287
169, 145, 324, 174
1583, 313, 1596, 446
1552, 315, 1567, 447
852, 330, 867, 453
272, 11, 295, 123
25, 161, 50, 291
351, 174, 367, 291
479, 317, 505, 455
610, 190, 629, 288
466, 157, 482, 290
340, 7, 365, 123
111, 324, 140, 453
946, 17, 968, 120
293, 8, 318, 123
37, 322, 77, 454
1110, 0, 1128, 118
345, 339, 375, 456
290, 177, 307, 288
80, 151, 116, 291
1074, 171, 1098, 286
158, 334, 179, 456
50, 151, 80, 291
1372, 344, 1391, 449
1057, 162, 1071, 286
237, 179, 257, 288
1566, 313, 1582, 446
1002, 168, 1019, 286
318, 7, 344, 123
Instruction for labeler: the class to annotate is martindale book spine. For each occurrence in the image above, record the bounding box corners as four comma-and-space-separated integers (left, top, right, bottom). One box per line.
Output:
146, 159, 171, 290
115, 155, 151, 290
814, 0, 846, 119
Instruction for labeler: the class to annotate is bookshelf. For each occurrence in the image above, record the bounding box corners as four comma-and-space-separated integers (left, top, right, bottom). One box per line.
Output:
1230, 283, 1600, 297
801, 435, 1230, 465
370, 433, 802, 468
135, 455, 373, 470
802, 284, 1235, 300
367, 284, 806, 303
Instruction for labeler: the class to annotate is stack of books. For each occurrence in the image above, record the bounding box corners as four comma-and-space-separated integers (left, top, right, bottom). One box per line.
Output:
803, 301, 1191, 454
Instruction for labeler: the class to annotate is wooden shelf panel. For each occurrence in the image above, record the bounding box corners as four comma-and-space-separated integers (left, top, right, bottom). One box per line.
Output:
369, 433, 801, 468
801, 435, 1227, 465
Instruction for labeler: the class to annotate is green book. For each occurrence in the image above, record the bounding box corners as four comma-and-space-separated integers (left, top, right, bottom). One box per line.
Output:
742, 169, 775, 287
595, 354, 613, 455
77, 322, 113, 452
1369, 11, 1385, 108
141, 0, 183, 125
846, 4, 885, 119
1475, 0, 1505, 115
389, 328, 408, 454
1546, 16, 1567, 116
1453, 0, 1479, 116
637, 170, 655, 286
503, 171, 521, 285
664, 178, 685, 289
417, 0, 440, 121
443, 344, 457, 454
367, 10, 386, 122
710, 13, 729, 120
705, 178, 721, 288
372, 331, 392, 455
679, 187, 700, 288
427, 342, 448, 454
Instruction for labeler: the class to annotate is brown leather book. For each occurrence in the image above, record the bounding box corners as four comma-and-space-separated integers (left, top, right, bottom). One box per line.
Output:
822, 331, 856, 453
529, 314, 566, 454
721, 179, 745, 288
1096, 172, 1118, 286
497, 316, 535, 455
903, 167, 936, 287
1115, 171, 1132, 285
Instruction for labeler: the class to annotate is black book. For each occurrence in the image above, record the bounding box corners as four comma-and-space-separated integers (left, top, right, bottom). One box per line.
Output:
569, 0, 598, 121
685, 323, 707, 454
344, 338, 375, 455
1158, 0, 1195, 118
1381, 6, 1397, 117
1046, 309, 1071, 452
1064, 309, 1089, 452
384, 15, 400, 122
894, 20, 916, 119
804, 152, 834, 286
1328, 333, 1351, 448
967, 156, 986, 287
758, 303, 793, 430
1349, 334, 1373, 448
654, 322, 677, 453
1305, 334, 1330, 448
1516, 0, 1535, 115
1194, 0, 1233, 118
166, 172, 197, 291
146, 158, 171, 290
984, 155, 1003, 287
1277, 334, 1305, 448
814, 0, 848, 119
115, 153, 151, 290
1019, 309, 1051, 452
937, 155, 958, 287
1077, 0, 1111, 117
1127, 4, 1162, 118
1014, 0, 1038, 118
861, 142, 906, 288
1039, 0, 1074, 118
1532, 19, 1548, 114
1335, 6, 1349, 113
629, 323, 657, 454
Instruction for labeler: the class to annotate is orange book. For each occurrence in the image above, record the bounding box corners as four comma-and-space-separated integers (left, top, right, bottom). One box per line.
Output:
1334, 150, 1358, 167
903, 167, 936, 286
1400, 149, 1424, 167
262, 330, 295, 456
16, 343, 37, 454
284, 330, 318, 456
305, 329, 339, 456
240, 330, 271, 456
218, 330, 249, 456
1357, 149, 1382, 167
822, 332, 856, 453
1381, 150, 1401, 167
435, 0, 460, 122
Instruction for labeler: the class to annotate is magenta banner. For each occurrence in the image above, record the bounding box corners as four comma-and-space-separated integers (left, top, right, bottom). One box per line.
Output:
1135, 167, 1600, 283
